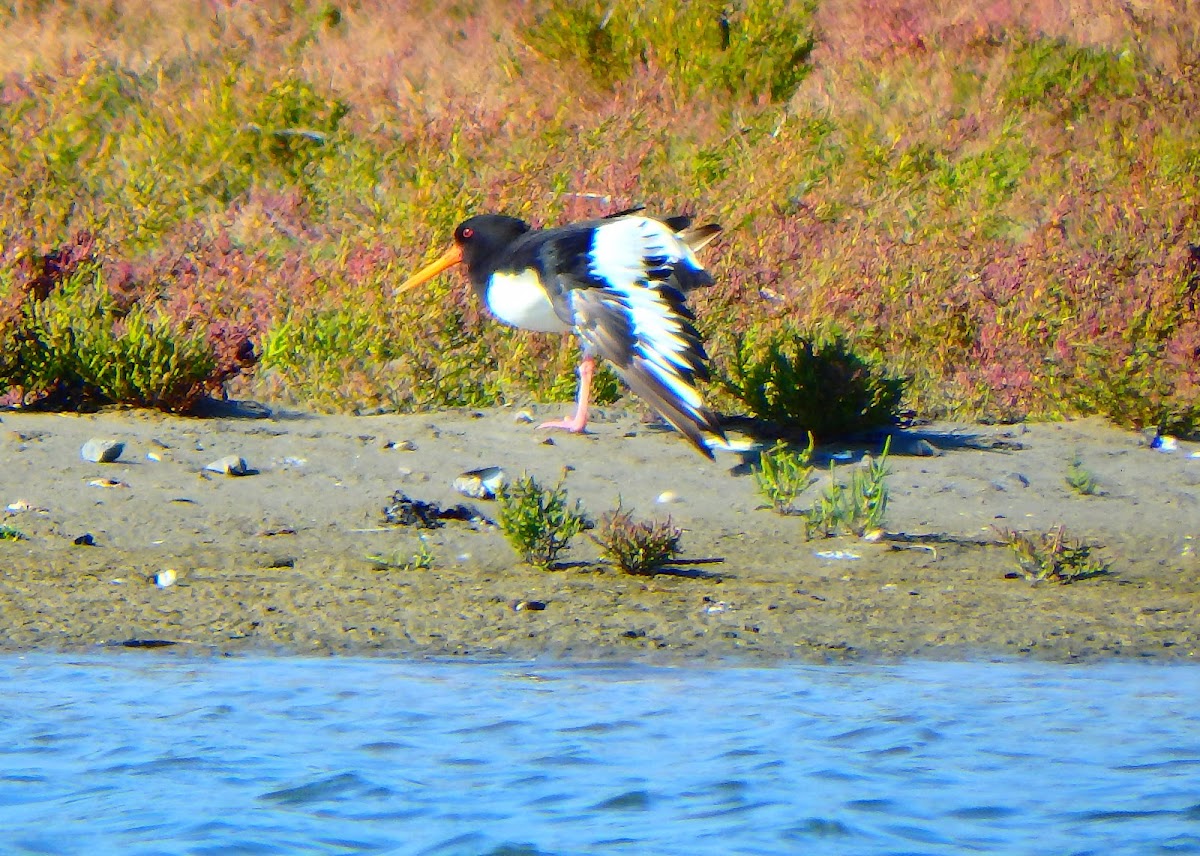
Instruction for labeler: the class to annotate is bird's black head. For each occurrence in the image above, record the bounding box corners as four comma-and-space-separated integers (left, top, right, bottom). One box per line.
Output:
454, 215, 530, 280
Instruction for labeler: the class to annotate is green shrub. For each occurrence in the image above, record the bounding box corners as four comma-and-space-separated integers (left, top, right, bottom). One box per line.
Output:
245, 75, 349, 184
3, 268, 217, 411
524, 0, 817, 101
721, 325, 906, 437
1063, 341, 1200, 439
1004, 37, 1137, 118
497, 473, 588, 569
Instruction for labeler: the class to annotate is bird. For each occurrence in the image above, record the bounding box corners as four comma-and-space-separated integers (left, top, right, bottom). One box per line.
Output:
395, 208, 729, 458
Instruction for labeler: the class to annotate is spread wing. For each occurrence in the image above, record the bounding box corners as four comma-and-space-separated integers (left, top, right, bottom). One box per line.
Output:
564, 216, 726, 457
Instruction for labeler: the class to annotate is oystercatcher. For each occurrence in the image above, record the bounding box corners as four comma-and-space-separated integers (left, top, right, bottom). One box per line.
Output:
396, 210, 728, 458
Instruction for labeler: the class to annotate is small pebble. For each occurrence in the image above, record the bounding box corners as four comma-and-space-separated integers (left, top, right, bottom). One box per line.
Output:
154, 569, 178, 588
73, 533, 96, 546
514, 411, 535, 424
205, 455, 250, 476
512, 600, 547, 612
5, 500, 48, 514
384, 440, 417, 452
656, 490, 681, 504
81, 438, 124, 463
146, 451, 162, 462
88, 478, 129, 489
815, 550, 861, 560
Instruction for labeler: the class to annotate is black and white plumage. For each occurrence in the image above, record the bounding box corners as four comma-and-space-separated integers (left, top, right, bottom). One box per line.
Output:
396, 210, 727, 458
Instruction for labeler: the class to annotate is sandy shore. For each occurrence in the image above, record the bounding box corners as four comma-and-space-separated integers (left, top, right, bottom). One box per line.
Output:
1, 402, 1197, 662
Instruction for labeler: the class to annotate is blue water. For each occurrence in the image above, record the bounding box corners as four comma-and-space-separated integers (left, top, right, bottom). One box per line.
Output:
0, 656, 1197, 855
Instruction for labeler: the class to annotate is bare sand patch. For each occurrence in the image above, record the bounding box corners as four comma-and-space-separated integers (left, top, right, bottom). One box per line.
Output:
1, 405, 1196, 661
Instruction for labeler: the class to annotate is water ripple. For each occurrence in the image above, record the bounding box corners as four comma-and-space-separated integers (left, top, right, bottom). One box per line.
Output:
0, 657, 1197, 855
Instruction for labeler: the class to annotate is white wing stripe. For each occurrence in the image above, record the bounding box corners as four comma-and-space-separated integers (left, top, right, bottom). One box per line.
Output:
588, 217, 695, 286
579, 214, 713, 425
642, 359, 704, 409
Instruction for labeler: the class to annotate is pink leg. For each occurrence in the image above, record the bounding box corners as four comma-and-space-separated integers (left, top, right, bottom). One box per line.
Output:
538, 356, 594, 434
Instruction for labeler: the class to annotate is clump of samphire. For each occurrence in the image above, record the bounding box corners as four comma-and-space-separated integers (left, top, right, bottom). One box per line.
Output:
997, 526, 1110, 584
592, 505, 684, 575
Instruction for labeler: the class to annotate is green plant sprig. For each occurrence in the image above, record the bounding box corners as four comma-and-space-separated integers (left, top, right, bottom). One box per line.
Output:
367, 537, 435, 572
1065, 453, 1101, 496
0, 525, 27, 541
805, 436, 891, 538
755, 433, 816, 515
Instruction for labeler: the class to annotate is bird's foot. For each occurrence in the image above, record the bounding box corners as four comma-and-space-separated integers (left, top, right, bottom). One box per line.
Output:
536, 415, 589, 434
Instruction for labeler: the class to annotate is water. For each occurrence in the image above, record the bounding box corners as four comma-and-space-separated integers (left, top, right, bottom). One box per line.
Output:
1, 656, 1197, 856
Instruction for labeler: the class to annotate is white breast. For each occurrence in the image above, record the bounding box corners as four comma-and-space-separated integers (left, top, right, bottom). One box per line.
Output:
485, 270, 571, 333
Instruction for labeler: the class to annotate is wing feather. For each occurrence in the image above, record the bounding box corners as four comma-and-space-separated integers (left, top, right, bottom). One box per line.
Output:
565, 215, 726, 457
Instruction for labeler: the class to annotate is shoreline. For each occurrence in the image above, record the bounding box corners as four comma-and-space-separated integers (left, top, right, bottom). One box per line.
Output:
1, 404, 1197, 663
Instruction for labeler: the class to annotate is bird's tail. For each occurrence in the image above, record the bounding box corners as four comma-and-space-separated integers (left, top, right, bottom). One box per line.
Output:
660, 215, 722, 254
680, 223, 722, 253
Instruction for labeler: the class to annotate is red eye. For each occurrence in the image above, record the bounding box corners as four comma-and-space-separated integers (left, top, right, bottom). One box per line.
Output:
461, 227, 474, 239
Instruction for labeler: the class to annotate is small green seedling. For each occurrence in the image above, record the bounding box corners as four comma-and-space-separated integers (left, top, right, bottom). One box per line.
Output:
592, 504, 683, 575
1065, 453, 1100, 496
0, 525, 26, 541
806, 436, 891, 537
497, 472, 588, 569
997, 525, 1109, 583
755, 433, 816, 514
367, 536, 435, 571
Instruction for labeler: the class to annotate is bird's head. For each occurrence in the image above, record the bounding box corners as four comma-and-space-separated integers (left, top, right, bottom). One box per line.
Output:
396, 214, 530, 294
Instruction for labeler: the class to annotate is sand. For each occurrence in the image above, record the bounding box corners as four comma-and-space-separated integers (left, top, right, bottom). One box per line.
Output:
1, 402, 1197, 662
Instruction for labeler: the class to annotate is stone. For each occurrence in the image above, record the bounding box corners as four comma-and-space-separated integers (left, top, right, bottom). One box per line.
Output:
205, 455, 250, 476
81, 438, 124, 463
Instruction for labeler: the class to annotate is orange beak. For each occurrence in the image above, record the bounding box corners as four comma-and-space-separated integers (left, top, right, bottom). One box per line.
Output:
395, 244, 463, 296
